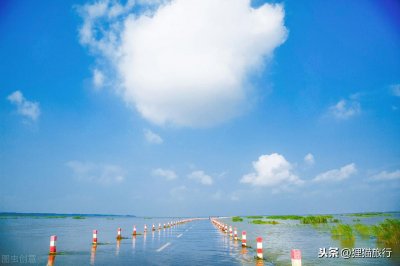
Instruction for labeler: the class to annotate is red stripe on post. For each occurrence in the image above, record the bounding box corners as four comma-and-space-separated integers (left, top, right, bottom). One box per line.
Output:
291, 249, 301, 259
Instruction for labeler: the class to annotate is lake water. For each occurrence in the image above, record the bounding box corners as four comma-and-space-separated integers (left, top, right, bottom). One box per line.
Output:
0, 214, 398, 265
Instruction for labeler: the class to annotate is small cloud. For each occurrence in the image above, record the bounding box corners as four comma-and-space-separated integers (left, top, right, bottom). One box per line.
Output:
390, 84, 400, 97
240, 153, 303, 187
211, 191, 222, 200
152, 168, 177, 181
313, 163, 357, 182
370, 170, 400, 181
66, 161, 125, 185
329, 99, 361, 120
93, 68, 105, 88
188, 170, 213, 185
304, 153, 315, 166
169, 185, 187, 200
7, 90, 40, 121
144, 129, 163, 144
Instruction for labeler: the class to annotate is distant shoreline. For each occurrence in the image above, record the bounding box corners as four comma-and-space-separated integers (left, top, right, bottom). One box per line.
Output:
0, 212, 136, 217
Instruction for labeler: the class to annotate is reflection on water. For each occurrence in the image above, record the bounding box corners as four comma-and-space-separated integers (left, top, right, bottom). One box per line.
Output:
90, 244, 97, 265
116, 239, 121, 256
1, 215, 399, 265
132, 235, 136, 252
46, 254, 56, 266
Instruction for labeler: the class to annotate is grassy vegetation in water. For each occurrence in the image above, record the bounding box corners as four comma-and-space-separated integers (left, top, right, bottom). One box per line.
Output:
266, 215, 302, 220
246, 216, 264, 219
331, 224, 355, 240
353, 223, 373, 236
251, 220, 279, 225
346, 212, 391, 217
72, 216, 85, 219
232, 216, 243, 222
301, 215, 332, 224
372, 219, 400, 246
330, 218, 340, 223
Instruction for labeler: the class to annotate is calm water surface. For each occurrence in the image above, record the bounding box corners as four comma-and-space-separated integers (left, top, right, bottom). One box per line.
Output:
0, 215, 399, 265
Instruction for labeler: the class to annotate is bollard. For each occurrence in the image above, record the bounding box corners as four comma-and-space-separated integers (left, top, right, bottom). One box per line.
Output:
92, 230, 98, 245
144, 224, 147, 233
291, 249, 302, 266
49, 235, 57, 254
229, 226, 233, 237
152, 224, 155, 231
256, 237, 263, 259
234, 228, 238, 240
241, 231, 247, 247
117, 228, 122, 239
159, 223, 161, 230
133, 225, 137, 235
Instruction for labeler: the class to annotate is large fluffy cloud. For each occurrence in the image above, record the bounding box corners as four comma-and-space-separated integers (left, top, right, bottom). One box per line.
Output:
240, 153, 302, 187
78, 0, 287, 126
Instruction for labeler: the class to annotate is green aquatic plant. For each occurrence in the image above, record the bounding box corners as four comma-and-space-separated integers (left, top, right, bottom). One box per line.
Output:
330, 218, 340, 223
346, 212, 391, 217
331, 224, 354, 240
372, 219, 400, 246
265, 215, 302, 220
251, 220, 279, 225
352, 218, 361, 222
301, 215, 332, 224
46, 216, 67, 219
353, 223, 373, 236
232, 216, 243, 222
72, 216, 85, 219
246, 216, 264, 219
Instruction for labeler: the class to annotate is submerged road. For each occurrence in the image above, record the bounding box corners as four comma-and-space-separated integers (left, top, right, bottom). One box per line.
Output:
45, 219, 254, 265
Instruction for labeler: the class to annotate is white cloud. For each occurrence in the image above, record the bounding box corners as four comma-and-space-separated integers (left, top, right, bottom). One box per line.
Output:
93, 68, 105, 88
143, 129, 163, 144
211, 190, 222, 200
240, 153, 303, 187
188, 170, 213, 185
329, 99, 361, 119
370, 170, 400, 181
169, 185, 187, 200
304, 153, 315, 165
7, 90, 40, 121
78, 0, 288, 127
66, 161, 125, 185
152, 168, 177, 180
313, 163, 357, 182
391, 84, 400, 97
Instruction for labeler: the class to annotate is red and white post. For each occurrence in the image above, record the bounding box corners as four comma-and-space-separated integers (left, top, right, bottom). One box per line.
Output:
241, 231, 247, 247
229, 226, 232, 237
117, 228, 122, 239
133, 225, 137, 235
256, 237, 263, 259
92, 230, 98, 245
291, 249, 302, 266
49, 235, 57, 254
234, 228, 238, 240
152, 224, 155, 231
144, 224, 147, 233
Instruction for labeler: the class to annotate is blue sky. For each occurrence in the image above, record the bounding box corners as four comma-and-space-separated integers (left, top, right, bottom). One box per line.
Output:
1, 0, 399, 216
